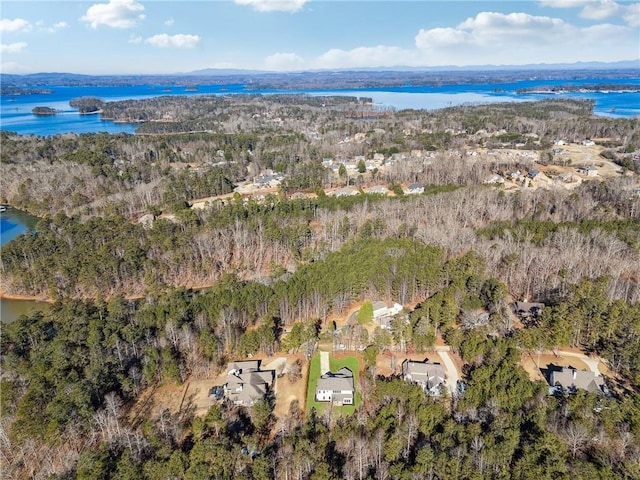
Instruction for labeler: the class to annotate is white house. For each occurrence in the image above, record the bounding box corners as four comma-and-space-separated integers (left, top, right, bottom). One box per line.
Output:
577, 165, 598, 177
365, 185, 388, 195
315, 367, 354, 405
372, 301, 403, 320
483, 174, 505, 185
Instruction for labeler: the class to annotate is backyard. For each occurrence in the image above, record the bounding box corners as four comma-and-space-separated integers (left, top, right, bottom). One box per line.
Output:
305, 352, 361, 415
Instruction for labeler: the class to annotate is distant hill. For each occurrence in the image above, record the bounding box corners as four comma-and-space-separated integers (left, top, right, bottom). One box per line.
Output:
180, 60, 639, 75
1, 60, 637, 90
181, 68, 269, 76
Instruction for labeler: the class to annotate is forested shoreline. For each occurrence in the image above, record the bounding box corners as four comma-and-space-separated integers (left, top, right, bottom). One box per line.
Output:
1, 95, 639, 479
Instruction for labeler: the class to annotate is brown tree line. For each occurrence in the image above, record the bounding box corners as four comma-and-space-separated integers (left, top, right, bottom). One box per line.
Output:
2, 179, 638, 307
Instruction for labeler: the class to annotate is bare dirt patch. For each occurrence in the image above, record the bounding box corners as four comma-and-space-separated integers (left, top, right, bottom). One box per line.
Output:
128, 382, 190, 426
520, 352, 591, 383
130, 354, 309, 424
374, 350, 447, 377
273, 353, 308, 418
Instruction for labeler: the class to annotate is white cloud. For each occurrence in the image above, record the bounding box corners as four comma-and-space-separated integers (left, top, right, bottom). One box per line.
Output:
622, 2, 640, 26
412, 11, 638, 65
128, 34, 142, 44
81, 0, 145, 29
0, 18, 31, 32
458, 12, 566, 42
416, 12, 570, 52
295, 10, 638, 70
234, 0, 308, 13
314, 45, 417, 69
539, 0, 640, 26
1, 42, 27, 54
45, 21, 69, 33
164, 17, 174, 26
415, 27, 470, 48
145, 33, 200, 49
265, 52, 305, 70
579, 0, 621, 19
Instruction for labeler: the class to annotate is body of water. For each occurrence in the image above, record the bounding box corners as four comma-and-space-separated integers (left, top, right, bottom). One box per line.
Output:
1, 77, 638, 136
0, 208, 46, 323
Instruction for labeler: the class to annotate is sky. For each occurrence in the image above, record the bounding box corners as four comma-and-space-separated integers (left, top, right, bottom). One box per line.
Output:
1, 0, 639, 75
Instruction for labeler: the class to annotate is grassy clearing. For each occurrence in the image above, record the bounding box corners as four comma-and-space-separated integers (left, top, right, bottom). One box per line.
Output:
305, 352, 361, 415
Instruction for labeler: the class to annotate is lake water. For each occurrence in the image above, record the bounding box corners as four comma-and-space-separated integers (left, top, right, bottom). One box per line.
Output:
0, 208, 46, 323
1, 77, 638, 136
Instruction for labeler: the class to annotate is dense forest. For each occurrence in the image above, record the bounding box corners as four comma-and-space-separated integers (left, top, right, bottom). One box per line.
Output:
1, 94, 639, 479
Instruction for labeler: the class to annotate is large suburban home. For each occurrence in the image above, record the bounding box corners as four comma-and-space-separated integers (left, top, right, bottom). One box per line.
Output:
315, 367, 355, 405
371, 301, 404, 329
223, 360, 275, 406
373, 301, 403, 320
365, 185, 389, 195
330, 186, 360, 197
253, 172, 285, 188
402, 359, 446, 395
549, 367, 607, 396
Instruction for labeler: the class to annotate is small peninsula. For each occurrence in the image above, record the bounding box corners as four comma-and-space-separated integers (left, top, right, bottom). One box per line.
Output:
69, 96, 105, 114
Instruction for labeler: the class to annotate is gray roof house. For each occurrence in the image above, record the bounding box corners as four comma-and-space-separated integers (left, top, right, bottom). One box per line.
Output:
405, 183, 424, 195
253, 172, 285, 188
223, 360, 275, 406
316, 367, 354, 405
513, 301, 545, 318
549, 368, 607, 396
402, 359, 446, 395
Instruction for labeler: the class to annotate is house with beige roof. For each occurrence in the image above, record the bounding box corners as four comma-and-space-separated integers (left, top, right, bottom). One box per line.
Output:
402, 359, 446, 395
223, 360, 275, 406
549, 367, 607, 396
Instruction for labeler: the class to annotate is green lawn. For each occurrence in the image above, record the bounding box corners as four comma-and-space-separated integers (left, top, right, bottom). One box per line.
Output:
305, 353, 361, 416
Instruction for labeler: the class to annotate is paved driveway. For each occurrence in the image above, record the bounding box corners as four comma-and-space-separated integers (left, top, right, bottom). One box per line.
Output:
320, 351, 330, 375
555, 350, 602, 376
435, 347, 460, 395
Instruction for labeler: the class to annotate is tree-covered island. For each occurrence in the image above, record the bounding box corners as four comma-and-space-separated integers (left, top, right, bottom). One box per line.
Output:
31, 106, 57, 116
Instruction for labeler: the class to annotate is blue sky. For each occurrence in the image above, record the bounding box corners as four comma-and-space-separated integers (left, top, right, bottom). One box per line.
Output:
1, 1, 639, 74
